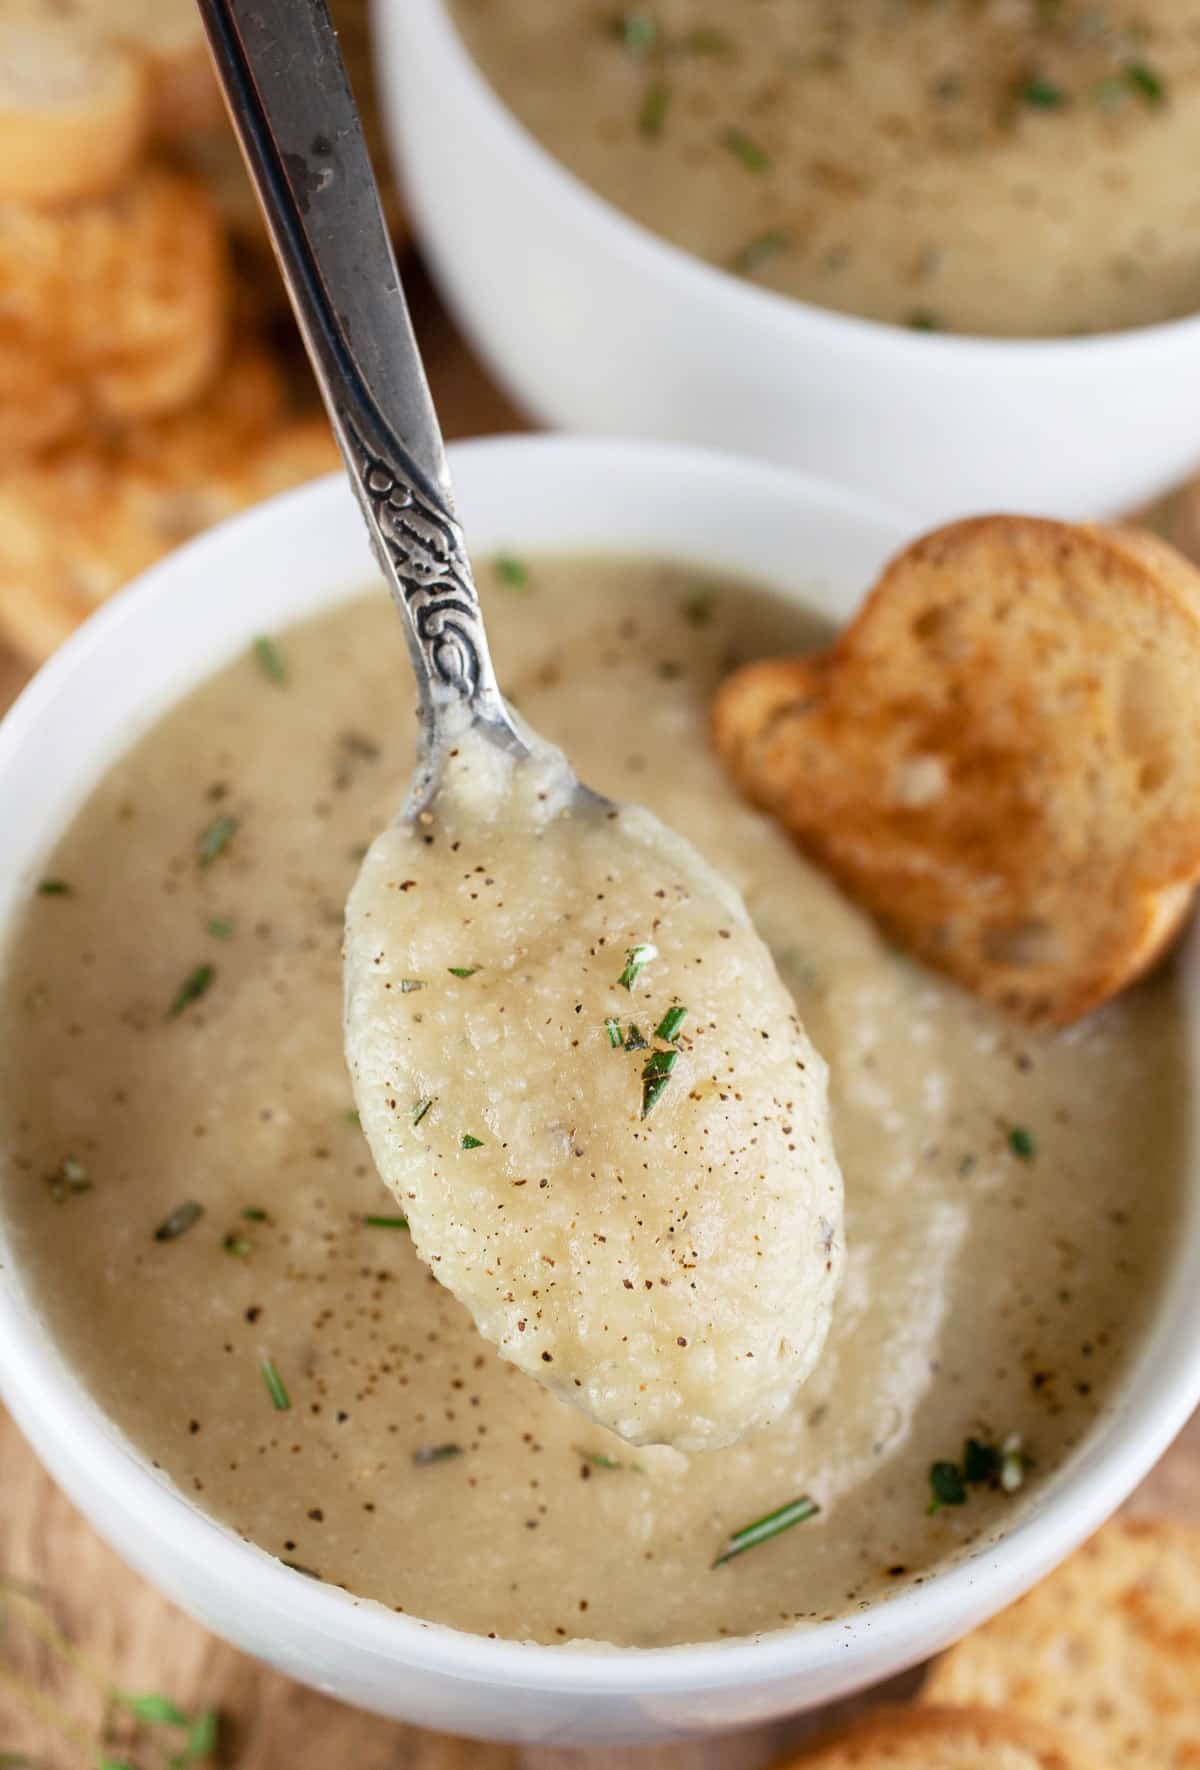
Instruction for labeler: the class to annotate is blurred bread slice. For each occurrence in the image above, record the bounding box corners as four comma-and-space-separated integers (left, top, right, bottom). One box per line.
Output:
0, 163, 230, 447
778, 1704, 1101, 1769
85, 0, 223, 141
0, 349, 339, 660
713, 516, 1200, 1026
922, 1519, 1200, 1768
0, 16, 150, 205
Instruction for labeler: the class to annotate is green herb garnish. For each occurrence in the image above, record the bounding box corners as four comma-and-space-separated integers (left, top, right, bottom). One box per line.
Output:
461, 1133, 484, 1149
154, 1200, 204, 1243
206, 915, 234, 939
612, 8, 657, 56
927, 1460, 967, 1512
197, 813, 238, 867
223, 1234, 251, 1257
260, 1357, 291, 1411
721, 126, 769, 172
122, 1693, 189, 1727
1126, 61, 1165, 104
641, 1045, 678, 1116
413, 1097, 433, 1126
400, 978, 425, 993
712, 1495, 819, 1567
172, 1707, 219, 1766
1008, 1125, 1036, 1161
605, 1018, 623, 1047
732, 228, 789, 276
654, 1003, 687, 1043
639, 78, 671, 135
363, 1214, 409, 1230
623, 1022, 648, 1052
253, 635, 287, 684
166, 963, 214, 1019
343, 1108, 361, 1126
413, 1442, 463, 1465
962, 1436, 1002, 1484
448, 965, 479, 978
617, 942, 657, 990
243, 1207, 267, 1221
907, 309, 942, 331
494, 554, 529, 588
574, 1446, 640, 1471
1020, 76, 1066, 108
36, 878, 72, 897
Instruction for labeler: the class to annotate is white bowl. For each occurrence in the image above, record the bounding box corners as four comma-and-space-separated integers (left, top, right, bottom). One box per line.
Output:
376, 0, 1200, 526
1, 438, 1198, 1746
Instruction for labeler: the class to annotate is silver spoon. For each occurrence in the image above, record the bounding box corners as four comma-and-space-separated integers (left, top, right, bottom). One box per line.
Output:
196, 0, 845, 1452
196, 0, 530, 813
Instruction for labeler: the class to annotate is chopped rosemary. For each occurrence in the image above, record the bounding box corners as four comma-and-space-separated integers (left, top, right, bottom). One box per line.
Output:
1126, 61, 1165, 104
243, 1207, 267, 1221
413, 1097, 433, 1126
413, 1442, 463, 1465
494, 554, 529, 588
639, 78, 671, 135
206, 915, 235, 939
260, 1358, 291, 1411
448, 965, 479, 978
605, 1018, 623, 1047
253, 635, 287, 684
223, 1234, 251, 1257
166, 963, 214, 1019
611, 8, 657, 56
1020, 76, 1066, 108
617, 942, 657, 990
574, 1446, 637, 1470
624, 1023, 648, 1052
712, 1495, 819, 1567
400, 978, 425, 993
1008, 1125, 1036, 1161
732, 228, 789, 275
154, 1200, 204, 1243
927, 1460, 966, 1512
641, 1045, 678, 1117
196, 814, 238, 867
721, 126, 769, 172
461, 1133, 484, 1149
654, 1003, 687, 1042
36, 878, 72, 896
363, 1214, 409, 1230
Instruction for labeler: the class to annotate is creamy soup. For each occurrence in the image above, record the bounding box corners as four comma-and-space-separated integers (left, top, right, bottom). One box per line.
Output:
449, 0, 1200, 337
345, 724, 844, 1452
0, 557, 1185, 1646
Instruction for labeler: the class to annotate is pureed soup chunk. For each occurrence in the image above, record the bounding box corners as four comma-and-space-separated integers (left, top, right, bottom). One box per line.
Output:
344, 727, 844, 1451
0, 557, 1186, 1646
449, 0, 1200, 338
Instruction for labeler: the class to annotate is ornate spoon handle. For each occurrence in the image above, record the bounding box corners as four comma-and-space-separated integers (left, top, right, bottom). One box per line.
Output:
196, 0, 517, 755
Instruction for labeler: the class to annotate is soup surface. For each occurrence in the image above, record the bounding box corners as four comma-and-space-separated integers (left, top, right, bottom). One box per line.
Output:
0, 557, 1186, 1646
449, 0, 1200, 337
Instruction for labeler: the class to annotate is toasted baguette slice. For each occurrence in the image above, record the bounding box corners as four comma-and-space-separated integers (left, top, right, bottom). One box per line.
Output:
77, 0, 223, 141
0, 164, 230, 445
778, 1704, 1101, 1769
713, 515, 1200, 1026
0, 360, 337, 661
0, 17, 150, 205
922, 1518, 1200, 1769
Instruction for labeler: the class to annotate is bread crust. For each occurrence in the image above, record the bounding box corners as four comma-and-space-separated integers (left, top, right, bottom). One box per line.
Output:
0, 22, 150, 206
713, 515, 1200, 1026
776, 1703, 1102, 1769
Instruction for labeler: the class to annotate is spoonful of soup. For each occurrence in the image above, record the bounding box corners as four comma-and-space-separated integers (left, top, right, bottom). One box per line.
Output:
198, 0, 844, 1451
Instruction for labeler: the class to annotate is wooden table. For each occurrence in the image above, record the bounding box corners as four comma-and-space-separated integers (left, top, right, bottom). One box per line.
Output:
1, 272, 1197, 1770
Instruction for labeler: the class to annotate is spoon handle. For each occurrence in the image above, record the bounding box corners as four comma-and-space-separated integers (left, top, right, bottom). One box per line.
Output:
196, 0, 511, 741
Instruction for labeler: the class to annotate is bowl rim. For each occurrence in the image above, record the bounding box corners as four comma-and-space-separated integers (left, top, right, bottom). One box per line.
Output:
1, 434, 1199, 1698
392, 0, 1200, 361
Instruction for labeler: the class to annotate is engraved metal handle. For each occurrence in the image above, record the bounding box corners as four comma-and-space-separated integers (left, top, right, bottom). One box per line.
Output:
195, 0, 519, 761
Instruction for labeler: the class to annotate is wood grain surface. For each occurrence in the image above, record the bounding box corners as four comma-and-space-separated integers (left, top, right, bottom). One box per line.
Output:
1, 269, 1197, 1770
